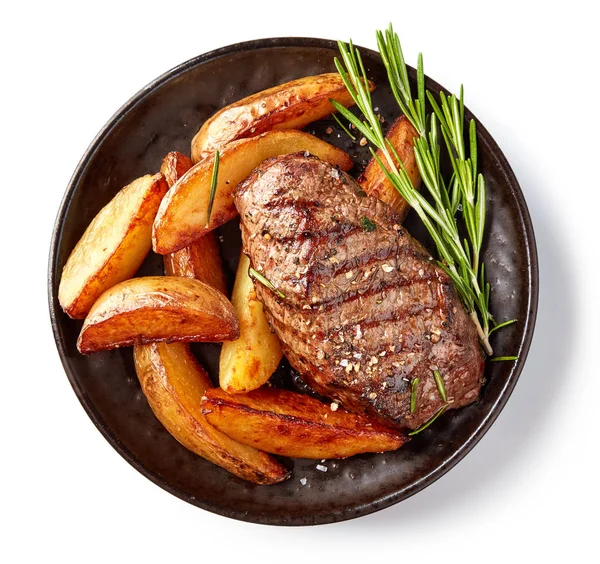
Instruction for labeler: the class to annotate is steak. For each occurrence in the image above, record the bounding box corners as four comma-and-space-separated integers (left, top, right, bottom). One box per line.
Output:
234, 153, 485, 430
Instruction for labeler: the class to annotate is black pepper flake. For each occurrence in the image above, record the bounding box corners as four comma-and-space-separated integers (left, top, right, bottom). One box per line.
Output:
360, 216, 377, 232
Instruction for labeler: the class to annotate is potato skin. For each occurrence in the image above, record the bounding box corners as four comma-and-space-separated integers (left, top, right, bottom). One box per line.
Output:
201, 387, 407, 459
134, 342, 290, 484
191, 73, 375, 162
219, 254, 282, 393
358, 116, 420, 220
77, 276, 239, 354
58, 173, 168, 319
153, 130, 353, 255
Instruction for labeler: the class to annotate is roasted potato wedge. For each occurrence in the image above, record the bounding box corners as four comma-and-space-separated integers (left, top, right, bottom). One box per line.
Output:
160, 152, 228, 294
77, 276, 239, 354
201, 387, 407, 459
359, 116, 420, 220
153, 130, 353, 254
133, 342, 289, 484
160, 151, 194, 187
164, 239, 227, 295
219, 254, 282, 393
58, 173, 168, 319
191, 73, 375, 162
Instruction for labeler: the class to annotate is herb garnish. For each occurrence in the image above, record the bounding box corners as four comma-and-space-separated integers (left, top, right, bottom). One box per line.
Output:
248, 267, 285, 299
410, 377, 419, 413
408, 405, 448, 436
331, 25, 517, 356
205, 150, 220, 228
490, 356, 519, 362
331, 112, 356, 141
433, 369, 447, 402
360, 216, 377, 232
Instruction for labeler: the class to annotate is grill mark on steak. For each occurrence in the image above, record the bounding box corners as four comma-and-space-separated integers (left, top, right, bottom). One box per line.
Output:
235, 153, 485, 430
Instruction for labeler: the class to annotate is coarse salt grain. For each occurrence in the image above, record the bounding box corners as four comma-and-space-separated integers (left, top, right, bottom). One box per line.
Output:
381, 264, 394, 273
330, 402, 339, 411
316, 464, 328, 472
300, 477, 307, 485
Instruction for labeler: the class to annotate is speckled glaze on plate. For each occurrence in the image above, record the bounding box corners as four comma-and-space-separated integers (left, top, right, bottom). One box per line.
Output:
48, 38, 538, 526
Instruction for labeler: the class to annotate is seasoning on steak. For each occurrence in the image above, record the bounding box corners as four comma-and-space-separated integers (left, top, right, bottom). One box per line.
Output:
234, 153, 485, 430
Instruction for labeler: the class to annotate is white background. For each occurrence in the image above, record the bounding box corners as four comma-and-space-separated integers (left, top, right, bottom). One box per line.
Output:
2, 1, 598, 562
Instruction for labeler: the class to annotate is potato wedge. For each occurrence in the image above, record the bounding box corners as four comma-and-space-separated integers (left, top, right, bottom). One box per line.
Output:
77, 276, 239, 354
201, 387, 407, 459
358, 116, 420, 220
58, 173, 168, 319
191, 73, 375, 162
164, 239, 227, 295
133, 342, 289, 484
153, 130, 353, 255
160, 151, 194, 187
160, 151, 228, 294
219, 254, 282, 393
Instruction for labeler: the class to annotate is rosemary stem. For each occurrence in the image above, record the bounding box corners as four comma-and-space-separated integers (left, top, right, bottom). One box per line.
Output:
472, 249, 480, 273
470, 311, 492, 356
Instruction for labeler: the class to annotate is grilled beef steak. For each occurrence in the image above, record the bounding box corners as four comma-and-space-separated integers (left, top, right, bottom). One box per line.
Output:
234, 153, 485, 430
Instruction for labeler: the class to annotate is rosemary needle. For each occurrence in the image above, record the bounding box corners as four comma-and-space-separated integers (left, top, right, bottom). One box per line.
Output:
433, 370, 447, 403
408, 405, 448, 436
490, 356, 519, 362
205, 150, 220, 228
248, 267, 285, 299
410, 377, 419, 413
488, 319, 517, 336
330, 111, 357, 141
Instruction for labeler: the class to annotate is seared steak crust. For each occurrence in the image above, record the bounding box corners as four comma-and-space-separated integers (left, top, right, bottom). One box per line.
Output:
235, 153, 484, 430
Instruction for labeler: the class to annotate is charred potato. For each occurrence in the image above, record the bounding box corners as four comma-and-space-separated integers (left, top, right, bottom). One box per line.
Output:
58, 173, 168, 319
219, 254, 282, 393
359, 116, 420, 220
77, 276, 239, 354
191, 73, 374, 162
201, 387, 407, 459
153, 130, 353, 255
133, 342, 289, 484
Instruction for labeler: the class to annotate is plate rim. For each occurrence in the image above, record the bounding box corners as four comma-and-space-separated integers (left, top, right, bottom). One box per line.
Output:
48, 36, 539, 526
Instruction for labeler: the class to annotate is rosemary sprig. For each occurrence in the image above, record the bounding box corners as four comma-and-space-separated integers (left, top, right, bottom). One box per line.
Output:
205, 150, 220, 228
332, 26, 498, 355
490, 356, 518, 362
248, 267, 285, 299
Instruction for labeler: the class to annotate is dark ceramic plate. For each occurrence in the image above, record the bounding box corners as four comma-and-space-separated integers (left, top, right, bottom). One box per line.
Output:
49, 38, 538, 526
